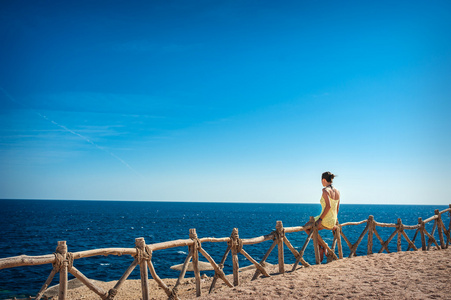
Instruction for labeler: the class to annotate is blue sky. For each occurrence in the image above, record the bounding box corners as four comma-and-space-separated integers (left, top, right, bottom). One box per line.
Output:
1, 1, 450, 204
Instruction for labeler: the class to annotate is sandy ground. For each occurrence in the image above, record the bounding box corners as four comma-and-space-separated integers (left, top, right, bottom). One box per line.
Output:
44, 247, 451, 300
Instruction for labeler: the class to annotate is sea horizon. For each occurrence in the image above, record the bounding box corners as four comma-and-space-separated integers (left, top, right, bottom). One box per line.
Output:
1, 198, 448, 206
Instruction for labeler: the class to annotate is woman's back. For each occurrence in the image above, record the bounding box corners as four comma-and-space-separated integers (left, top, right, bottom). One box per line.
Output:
319, 186, 340, 229
325, 186, 340, 201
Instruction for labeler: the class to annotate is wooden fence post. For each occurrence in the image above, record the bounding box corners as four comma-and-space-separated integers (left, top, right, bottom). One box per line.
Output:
108, 259, 139, 299
311, 216, 321, 264
449, 204, 451, 235
435, 210, 445, 249
229, 228, 241, 287
367, 215, 374, 255
56, 241, 68, 300
419, 217, 426, 251
448, 204, 451, 247
335, 221, 343, 259
276, 220, 285, 274
135, 238, 150, 300
252, 241, 277, 280
209, 245, 231, 292
396, 218, 403, 252
189, 229, 202, 296
427, 217, 438, 251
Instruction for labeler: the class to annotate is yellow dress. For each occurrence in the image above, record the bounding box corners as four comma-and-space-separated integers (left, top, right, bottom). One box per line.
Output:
314, 194, 339, 230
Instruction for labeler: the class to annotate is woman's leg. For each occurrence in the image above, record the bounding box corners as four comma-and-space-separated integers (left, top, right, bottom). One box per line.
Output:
316, 227, 325, 261
305, 220, 328, 262
303, 220, 313, 235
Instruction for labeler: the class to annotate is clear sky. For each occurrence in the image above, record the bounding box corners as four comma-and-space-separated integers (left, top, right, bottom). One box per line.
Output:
1, 1, 450, 205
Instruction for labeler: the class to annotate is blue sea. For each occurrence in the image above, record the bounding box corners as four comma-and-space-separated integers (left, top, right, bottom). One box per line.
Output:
0, 200, 448, 299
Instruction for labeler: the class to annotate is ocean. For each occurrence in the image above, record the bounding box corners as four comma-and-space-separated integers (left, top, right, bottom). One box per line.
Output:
0, 200, 448, 299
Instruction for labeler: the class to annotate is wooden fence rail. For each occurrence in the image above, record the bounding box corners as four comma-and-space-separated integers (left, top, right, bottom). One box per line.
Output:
1, 205, 450, 300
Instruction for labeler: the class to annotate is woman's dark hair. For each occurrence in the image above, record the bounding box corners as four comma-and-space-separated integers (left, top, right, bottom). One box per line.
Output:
322, 171, 336, 183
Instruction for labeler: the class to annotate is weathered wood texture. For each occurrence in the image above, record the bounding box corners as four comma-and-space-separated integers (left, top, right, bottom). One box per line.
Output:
276, 220, 285, 273
252, 240, 277, 280
209, 246, 231, 293
147, 259, 172, 298
341, 220, 368, 226
57, 241, 68, 300
407, 228, 419, 251
367, 215, 374, 255
419, 218, 426, 251
73, 248, 136, 260
35, 269, 58, 300
424, 215, 438, 224
109, 259, 139, 298
230, 228, 240, 287
449, 204, 451, 234
435, 210, 445, 249
242, 234, 274, 245
349, 222, 370, 257
175, 250, 192, 288
135, 238, 150, 300
198, 247, 233, 287
427, 220, 438, 251
189, 229, 202, 297
284, 224, 312, 233
311, 216, 321, 264
0, 254, 56, 270
397, 219, 403, 252
335, 223, 343, 259
69, 266, 107, 299
240, 248, 270, 277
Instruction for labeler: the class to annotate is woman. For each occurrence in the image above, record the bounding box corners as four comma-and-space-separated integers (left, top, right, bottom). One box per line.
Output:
305, 171, 340, 261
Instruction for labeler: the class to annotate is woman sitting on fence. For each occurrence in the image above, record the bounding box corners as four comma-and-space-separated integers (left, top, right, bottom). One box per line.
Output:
305, 171, 340, 261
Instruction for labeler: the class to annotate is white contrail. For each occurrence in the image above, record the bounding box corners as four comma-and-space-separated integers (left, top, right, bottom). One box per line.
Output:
1, 87, 140, 175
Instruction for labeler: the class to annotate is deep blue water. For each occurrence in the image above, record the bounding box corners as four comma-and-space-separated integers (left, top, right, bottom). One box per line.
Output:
0, 200, 449, 299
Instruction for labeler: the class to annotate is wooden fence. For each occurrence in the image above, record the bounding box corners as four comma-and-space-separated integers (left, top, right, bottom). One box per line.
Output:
1, 205, 450, 300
